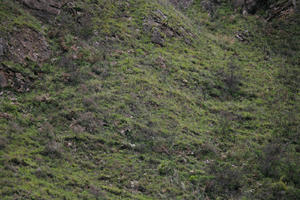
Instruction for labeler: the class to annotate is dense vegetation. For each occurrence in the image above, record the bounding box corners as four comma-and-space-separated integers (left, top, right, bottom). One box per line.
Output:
0, 0, 299, 199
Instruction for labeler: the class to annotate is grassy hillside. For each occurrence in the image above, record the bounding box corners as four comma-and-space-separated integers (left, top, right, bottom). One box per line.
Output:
0, 0, 299, 199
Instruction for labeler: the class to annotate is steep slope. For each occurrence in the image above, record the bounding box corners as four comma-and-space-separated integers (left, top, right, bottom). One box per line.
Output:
0, 0, 299, 199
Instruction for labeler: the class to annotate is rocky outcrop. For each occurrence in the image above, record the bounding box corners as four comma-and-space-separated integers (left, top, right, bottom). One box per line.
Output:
0, 24, 51, 90
266, 0, 297, 21
16, 0, 69, 21
232, 0, 297, 18
17, 0, 63, 15
0, 27, 50, 91
7, 27, 51, 65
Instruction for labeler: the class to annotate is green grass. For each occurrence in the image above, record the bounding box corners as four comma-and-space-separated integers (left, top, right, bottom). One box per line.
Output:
0, 0, 299, 199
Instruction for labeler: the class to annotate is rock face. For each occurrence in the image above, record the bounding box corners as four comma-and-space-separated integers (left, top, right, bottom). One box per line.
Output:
266, 0, 297, 21
17, 0, 62, 15
16, 0, 66, 21
8, 27, 51, 64
0, 1, 55, 91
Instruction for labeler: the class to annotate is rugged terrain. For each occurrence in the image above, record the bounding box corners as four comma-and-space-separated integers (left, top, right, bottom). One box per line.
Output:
0, 0, 299, 199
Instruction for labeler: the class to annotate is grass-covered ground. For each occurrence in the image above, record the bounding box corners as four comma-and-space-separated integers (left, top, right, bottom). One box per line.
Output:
0, 0, 299, 199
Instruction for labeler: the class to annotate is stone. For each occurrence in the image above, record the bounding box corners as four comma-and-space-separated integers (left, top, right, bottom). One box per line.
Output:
17, 0, 62, 15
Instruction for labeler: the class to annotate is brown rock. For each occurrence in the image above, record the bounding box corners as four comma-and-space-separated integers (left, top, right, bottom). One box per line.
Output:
8, 27, 51, 64
0, 71, 8, 88
17, 0, 63, 15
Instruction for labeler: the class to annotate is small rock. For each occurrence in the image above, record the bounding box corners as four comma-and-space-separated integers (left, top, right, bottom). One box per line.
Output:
129, 143, 136, 148
242, 9, 248, 16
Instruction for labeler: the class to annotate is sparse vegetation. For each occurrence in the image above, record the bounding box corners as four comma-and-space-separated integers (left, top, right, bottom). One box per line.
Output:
0, 0, 299, 199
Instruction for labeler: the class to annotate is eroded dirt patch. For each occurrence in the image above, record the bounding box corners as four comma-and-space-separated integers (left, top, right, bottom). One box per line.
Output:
7, 27, 51, 65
